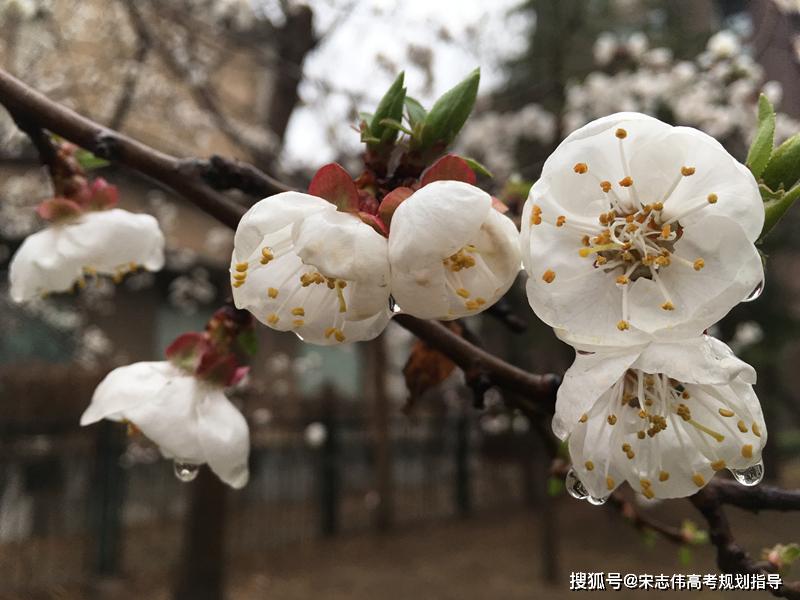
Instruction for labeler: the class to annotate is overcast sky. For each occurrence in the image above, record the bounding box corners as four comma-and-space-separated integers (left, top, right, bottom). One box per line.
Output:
279, 0, 530, 167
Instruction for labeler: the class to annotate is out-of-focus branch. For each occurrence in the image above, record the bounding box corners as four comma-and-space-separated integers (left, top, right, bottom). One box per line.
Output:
108, 19, 151, 130
121, 0, 277, 164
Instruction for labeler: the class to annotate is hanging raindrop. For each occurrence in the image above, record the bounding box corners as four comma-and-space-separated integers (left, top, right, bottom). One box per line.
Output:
587, 494, 609, 506
389, 295, 401, 314
173, 461, 200, 482
743, 279, 764, 302
728, 461, 764, 486
565, 468, 588, 500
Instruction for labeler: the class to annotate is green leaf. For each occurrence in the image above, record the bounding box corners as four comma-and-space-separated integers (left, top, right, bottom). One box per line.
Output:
678, 546, 693, 566
369, 72, 406, 148
419, 68, 480, 150
404, 96, 427, 130
378, 118, 414, 136
746, 94, 775, 179
236, 330, 259, 357
75, 148, 110, 171
462, 157, 493, 178
761, 183, 800, 241
783, 543, 800, 564
762, 133, 800, 192
546, 476, 564, 497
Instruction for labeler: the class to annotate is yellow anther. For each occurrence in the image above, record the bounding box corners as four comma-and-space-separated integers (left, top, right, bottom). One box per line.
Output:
752, 423, 762, 437
334, 330, 346, 343
268, 287, 279, 299
619, 176, 633, 187
622, 443, 631, 452
324, 327, 336, 338
637, 430, 646, 439
260, 248, 274, 265
465, 300, 481, 310
585, 461, 595, 471
615, 128, 628, 139
444, 249, 476, 272
693, 258, 705, 271
737, 420, 748, 433
573, 162, 588, 174
600, 180, 612, 193
292, 319, 304, 327
655, 255, 671, 266
681, 390, 690, 399
692, 473, 706, 487
581, 235, 591, 246
711, 460, 727, 471
626, 450, 635, 459
659, 471, 670, 482
681, 166, 696, 176
607, 414, 617, 425
616, 275, 629, 285
676, 404, 692, 421
742, 444, 753, 458
556, 215, 566, 227
475, 297, 486, 306
660, 224, 671, 239
128, 262, 138, 272
642, 487, 655, 499
235, 262, 248, 272
652, 202, 664, 211
267, 313, 279, 325
595, 256, 608, 266
707, 193, 718, 204
640, 479, 652, 489
530, 213, 542, 225
617, 320, 630, 331
233, 272, 247, 281
578, 247, 591, 257
661, 301, 675, 311
718, 408, 735, 417
232, 281, 244, 288
291, 307, 305, 317
456, 288, 470, 298
542, 269, 556, 283
606, 476, 615, 491
579, 413, 588, 423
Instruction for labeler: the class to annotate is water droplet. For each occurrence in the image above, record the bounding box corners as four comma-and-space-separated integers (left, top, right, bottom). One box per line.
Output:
743, 279, 764, 302
389, 295, 401, 314
565, 468, 588, 500
729, 461, 764, 486
587, 494, 609, 506
174, 461, 200, 482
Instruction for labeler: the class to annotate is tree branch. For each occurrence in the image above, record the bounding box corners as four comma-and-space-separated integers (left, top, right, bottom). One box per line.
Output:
0, 66, 556, 405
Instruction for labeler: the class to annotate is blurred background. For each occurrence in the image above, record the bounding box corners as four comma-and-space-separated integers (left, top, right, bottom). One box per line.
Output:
1, 0, 800, 598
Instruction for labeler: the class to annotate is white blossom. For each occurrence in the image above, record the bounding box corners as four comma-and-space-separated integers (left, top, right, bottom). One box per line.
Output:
81, 361, 250, 488
231, 191, 391, 345
521, 112, 764, 347
388, 181, 521, 320
9, 208, 165, 303
557, 336, 766, 500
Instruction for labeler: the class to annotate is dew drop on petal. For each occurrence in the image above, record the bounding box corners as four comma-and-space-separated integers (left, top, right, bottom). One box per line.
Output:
389, 295, 401, 314
173, 461, 200, 482
728, 461, 764, 486
743, 279, 764, 302
565, 468, 588, 500
587, 494, 609, 506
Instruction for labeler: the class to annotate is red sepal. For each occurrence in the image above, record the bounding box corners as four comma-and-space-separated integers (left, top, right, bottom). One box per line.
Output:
378, 186, 413, 228
358, 211, 389, 236
491, 196, 510, 214
165, 332, 209, 372
419, 154, 477, 187
86, 178, 119, 210
36, 197, 84, 222
308, 163, 360, 212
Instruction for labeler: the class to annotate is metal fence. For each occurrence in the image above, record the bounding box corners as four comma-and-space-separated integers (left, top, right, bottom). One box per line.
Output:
0, 411, 536, 594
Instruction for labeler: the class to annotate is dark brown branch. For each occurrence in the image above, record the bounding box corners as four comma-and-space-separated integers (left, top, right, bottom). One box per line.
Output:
179, 155, 294, 197
712, 479, 800, 513
692, 487, 800, 600
0, 67, 557, 406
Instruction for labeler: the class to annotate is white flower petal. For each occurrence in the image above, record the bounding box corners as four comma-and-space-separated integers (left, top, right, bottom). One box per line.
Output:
388, 180, 520, 320
196, 388, 250, 488
231, 195, 391, 344
9, 209, 164, 302
521, 112, 764, 346
558, 338, 766, 500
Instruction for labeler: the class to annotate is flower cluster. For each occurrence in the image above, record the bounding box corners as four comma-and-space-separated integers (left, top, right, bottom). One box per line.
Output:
81, 306, 254, 488
521, 112, 768, 501
569, 29, 800, 150
230, 156, 521, 345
